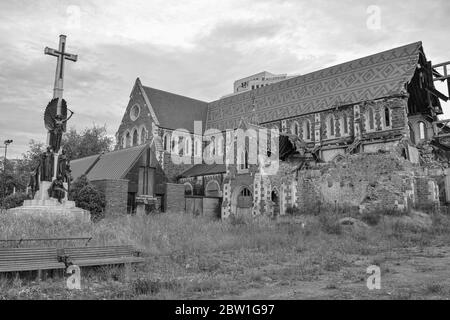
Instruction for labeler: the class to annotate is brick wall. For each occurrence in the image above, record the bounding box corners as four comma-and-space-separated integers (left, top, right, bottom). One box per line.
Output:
415, 177, 440, 210
294, 153, 420, 214
165, 183, 186, 213
92, 179, 128, 216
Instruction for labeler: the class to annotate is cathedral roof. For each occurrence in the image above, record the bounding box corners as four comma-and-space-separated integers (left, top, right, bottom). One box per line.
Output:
142, 86, 209, 132
206, 41, 423, 130
71, 143, 149, 181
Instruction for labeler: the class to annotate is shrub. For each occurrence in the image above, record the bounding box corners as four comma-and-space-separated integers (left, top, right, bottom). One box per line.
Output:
361, 211, 382, 226
318, 214, 342, 235
69, 175, 105, 221
285, 205, 302, 216
2, 192, 31, 210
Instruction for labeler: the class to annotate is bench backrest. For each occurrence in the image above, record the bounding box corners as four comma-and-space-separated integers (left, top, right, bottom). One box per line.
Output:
0, 247, 59, 265
61, 246, 136, 260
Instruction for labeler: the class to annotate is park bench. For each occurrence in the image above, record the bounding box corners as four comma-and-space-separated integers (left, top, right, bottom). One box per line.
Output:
57, 245, 145, 268
0, 247, 65, 273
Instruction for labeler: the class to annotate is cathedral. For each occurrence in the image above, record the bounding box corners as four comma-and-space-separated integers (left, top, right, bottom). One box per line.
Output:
72, 41, 450, 218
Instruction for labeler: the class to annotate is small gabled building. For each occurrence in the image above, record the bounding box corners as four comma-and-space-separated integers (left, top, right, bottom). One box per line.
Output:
71, 141, 168, 215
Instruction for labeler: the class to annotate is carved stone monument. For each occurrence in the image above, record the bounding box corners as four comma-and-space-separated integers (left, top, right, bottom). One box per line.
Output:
8, 35, 90, 222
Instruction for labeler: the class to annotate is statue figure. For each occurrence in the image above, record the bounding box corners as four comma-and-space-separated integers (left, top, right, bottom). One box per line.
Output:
28, 168, 39, 198
48, 175, 68, 204
49, 111, 73, 153
64, 162, 72, 193
42, 147, 54, 181
58, 149, 68, 178
39, 151, 48, 181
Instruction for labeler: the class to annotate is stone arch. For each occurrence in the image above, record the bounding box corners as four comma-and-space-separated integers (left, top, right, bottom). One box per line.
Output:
205, 180, 221, 197
184, 182, 193, 196
231, 185, 253, 215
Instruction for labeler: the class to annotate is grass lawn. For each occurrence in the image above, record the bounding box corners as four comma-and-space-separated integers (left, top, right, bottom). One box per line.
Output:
1, 211, 450, 300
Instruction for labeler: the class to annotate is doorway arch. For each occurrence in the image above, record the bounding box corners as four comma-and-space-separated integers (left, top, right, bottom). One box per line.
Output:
231, 186, 253, 216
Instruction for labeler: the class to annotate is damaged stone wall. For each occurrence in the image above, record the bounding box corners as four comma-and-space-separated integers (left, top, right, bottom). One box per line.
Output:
290, 152, 439, 215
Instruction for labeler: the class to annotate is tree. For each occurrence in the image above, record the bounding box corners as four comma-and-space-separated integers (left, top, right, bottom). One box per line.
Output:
0, 140, 44, 198
62, 124, 113, 160
69, 175, 106, 222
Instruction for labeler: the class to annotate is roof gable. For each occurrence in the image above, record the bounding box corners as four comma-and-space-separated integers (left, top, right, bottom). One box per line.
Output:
206, 41, 423, 130
70, 154, 101, 181
142, 86, 208, 132
71, 144, 149, 181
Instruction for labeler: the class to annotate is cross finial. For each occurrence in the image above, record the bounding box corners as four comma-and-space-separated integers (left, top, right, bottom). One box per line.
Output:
45, 35, 78, 105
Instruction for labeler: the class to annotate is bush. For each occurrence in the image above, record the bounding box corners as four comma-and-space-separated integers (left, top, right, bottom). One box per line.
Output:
285, 205, 302, 216
69, 175, 105, 221
2, 192, 31, 210
318, 214, 342, 235
361, 211, 382, 226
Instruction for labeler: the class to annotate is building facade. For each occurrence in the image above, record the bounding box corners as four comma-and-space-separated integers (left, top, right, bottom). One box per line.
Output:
74, 41, 450, 217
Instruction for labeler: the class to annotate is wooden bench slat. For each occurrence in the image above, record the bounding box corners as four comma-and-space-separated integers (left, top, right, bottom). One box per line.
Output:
72, 257, 145, 267
0, 245, 143, 273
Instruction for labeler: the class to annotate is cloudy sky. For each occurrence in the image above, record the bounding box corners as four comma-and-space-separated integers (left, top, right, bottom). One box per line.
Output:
0, 0, 449, 158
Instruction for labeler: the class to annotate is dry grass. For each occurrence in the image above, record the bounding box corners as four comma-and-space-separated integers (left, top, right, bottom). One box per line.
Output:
1, 210, 450, 299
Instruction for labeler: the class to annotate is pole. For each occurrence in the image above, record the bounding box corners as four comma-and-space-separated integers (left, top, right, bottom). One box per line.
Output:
2, 144, 7, 211
1, 140, 13, 211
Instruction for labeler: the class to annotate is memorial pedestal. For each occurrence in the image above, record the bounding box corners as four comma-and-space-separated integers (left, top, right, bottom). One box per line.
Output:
7, 181, 90, 222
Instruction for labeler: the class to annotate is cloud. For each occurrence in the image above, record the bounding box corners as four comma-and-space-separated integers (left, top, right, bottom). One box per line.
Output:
0, 0, 449, 158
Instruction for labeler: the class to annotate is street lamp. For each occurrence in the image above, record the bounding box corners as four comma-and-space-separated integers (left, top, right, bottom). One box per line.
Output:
1, 139, 13, 210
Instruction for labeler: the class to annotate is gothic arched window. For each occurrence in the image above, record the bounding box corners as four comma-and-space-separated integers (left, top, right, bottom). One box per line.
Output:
384, 107, 391, 128
419, 122, 427, 140
341, 113, 348, 136
327, 115, 335, 138
365, 107, 375, 132
132, 129, 138, 146
140, 127, 147, 144
126, 131, 131, 148
303, 120, 311, 141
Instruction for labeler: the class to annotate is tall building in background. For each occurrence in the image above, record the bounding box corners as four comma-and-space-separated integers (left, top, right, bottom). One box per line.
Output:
233, 71, 291, 93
